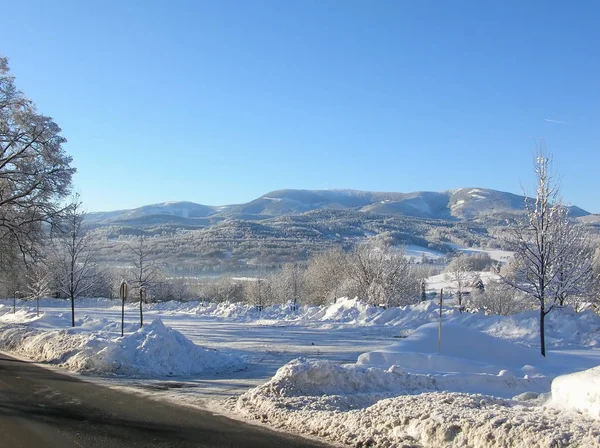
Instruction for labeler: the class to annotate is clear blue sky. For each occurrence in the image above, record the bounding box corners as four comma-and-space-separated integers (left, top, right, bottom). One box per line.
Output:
3, 0, 599, 212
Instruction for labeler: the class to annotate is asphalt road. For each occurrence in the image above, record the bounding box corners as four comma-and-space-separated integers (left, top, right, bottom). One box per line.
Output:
0, 352, 329, 448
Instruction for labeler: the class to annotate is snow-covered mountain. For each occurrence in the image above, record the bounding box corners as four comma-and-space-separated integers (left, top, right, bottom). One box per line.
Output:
87, 201, 229, 225
86, 187, 590, 226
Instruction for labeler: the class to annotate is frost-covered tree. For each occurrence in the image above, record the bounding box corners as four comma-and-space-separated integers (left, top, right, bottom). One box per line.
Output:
503, 148, 595, 356
0, 56, 74, 259
0, 250, 26, 312
128, 236, 161, 327
469, 280, 532, 316
305, 248, 348, 305
552, 219, 596, 308
55, 196, 101, 327
168, 276, 193, 302
26, 260, 51, 316
271, 263, 307, 308
349, 242, 415, 307
444, 253, 471, 307
245, 278, 267, 309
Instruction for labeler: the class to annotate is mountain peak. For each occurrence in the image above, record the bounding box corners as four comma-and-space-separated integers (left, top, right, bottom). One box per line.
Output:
86, 187, 590, 226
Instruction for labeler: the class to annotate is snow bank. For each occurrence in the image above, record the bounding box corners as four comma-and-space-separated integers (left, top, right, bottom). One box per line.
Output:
236, 362, 600, 448
358, 322, 545, 376
241, 357, 549, 408
552, 365, 600, 419
485, 306, 600, 348
0, 318, 244, 377
141, 298, 600, 348
5, 297, 600, 349
0, 309, 139, 332
234, 323, 600, 447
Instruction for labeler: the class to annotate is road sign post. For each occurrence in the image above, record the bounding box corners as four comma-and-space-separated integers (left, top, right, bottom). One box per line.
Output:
438, 288, 443, 353
120, 280, 128, 337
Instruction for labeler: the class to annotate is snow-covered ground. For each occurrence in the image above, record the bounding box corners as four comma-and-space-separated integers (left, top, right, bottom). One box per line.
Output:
446, 242, 514, 264
1, 297, 599, 447
404, 245, 445, 262
425, 271, 500, 294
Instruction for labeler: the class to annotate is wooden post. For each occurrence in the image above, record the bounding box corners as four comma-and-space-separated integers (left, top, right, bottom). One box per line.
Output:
120, 280, 128, 337
438, 288, 443, 353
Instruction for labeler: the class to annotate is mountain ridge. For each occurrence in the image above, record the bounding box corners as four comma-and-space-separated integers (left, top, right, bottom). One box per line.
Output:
86, 187, 590, 227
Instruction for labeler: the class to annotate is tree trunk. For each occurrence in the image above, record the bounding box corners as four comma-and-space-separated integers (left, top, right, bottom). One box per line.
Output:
540, 307, 546, 357
71, 296, 75, 327
36, 297, 39, 317
139, 291, 143, 328
12, 297, 16, 314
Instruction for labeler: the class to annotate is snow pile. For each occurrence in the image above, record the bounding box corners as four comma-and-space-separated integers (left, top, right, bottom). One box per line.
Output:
0, 318, 244, 377
238, 357, 549, 413
552, 365, 600, 419
357, 322, 545, 375
239, 324, 551, 408
311, 297, 381, 324
485, 307, 600, 347
237, 388, 600, 448
235, 324, 600, 447
0, 309, 76, 328
0, 309, 139, 332
120, 298, 600, 348
234, 322, 600, 446
5, 296, 600, 348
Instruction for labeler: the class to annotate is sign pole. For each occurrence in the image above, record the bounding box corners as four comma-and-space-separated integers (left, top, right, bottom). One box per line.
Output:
120, 280, 128, 337
438, 288, 443, 353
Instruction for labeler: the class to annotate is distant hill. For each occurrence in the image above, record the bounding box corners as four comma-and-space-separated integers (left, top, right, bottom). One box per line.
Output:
85, 188, 594, 275
86, 187, 590, 227
87, 201, 230, 226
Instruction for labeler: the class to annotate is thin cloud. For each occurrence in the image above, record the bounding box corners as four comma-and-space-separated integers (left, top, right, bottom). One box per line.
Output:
544, 118, 569, 125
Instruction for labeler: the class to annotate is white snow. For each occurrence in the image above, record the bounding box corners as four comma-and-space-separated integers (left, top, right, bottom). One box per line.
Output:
234, 314, 600, 447
469, 188, 486, 195
1, 297, 600, 447
426, 271, 500, 294
404, 244, 445, 261
552, 365, 600, 419
0, 313, 243, 377
445, 242, 514, 263
357, 323, 544, 375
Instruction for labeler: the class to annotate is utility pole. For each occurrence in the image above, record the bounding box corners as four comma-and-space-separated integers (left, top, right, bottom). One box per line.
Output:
438, 288, 443, 353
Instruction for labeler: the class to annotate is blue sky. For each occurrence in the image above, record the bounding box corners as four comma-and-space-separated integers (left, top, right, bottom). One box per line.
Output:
2, 0, 599, 212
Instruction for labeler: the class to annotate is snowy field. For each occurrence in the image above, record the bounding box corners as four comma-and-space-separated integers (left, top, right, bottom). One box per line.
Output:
446, 242, 514, 264
426, 271, 501, 295
404, 245, 446, 262
1, 297, 599, 447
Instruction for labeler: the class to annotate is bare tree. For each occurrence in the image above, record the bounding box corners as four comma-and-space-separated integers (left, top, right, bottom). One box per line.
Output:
169, 276, 192, 302
55, 196, 101, 327
552, 218, 596, 308
503, 147, 595, 356
445, 253, 471, 307
128, 236, 160, 327
349, 242, 415, 307
245, 278, 266, 310
0, 57, 74, 260
305, 248, 348, 305
0, 250, 26, 312
469, 280, 533, 316
26, 260, 51, 316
